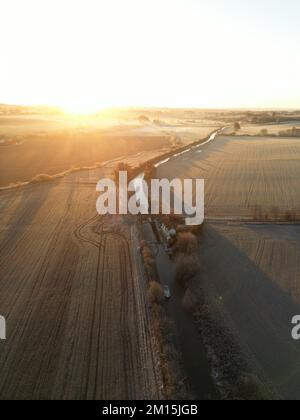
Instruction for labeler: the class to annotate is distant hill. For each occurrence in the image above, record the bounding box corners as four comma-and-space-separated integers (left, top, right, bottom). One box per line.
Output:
0, 104, 63, 116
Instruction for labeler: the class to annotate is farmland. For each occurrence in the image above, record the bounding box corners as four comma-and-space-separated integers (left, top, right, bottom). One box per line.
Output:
157, 133, 300, 399
0, 166, 162, 399
197, 223, 300, 399
0, 107, 220, 188
0, 106, 226, 400
157, 135, 300, 220
1, 107, 300, 399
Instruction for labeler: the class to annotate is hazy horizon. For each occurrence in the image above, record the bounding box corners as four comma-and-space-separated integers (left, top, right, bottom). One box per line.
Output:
1, 102, 299, 113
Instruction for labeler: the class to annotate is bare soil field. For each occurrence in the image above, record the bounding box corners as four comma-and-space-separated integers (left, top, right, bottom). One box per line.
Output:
0, 167, 162, 399
157, 134, 300, 399
0, 130, 170, 188
157, 135, 300, 219
197, 223, 300, 400
0, 109, 220, 188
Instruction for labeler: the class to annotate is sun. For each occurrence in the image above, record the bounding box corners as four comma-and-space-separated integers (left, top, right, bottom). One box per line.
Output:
61, 100, 104, 115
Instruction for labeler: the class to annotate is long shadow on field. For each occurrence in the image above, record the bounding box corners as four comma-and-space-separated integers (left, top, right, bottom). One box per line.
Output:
198, 223, 300, 400
0, 182, 55, 257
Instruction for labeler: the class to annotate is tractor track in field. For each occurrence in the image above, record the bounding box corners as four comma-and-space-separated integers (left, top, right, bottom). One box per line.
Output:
73, 213, 161, 399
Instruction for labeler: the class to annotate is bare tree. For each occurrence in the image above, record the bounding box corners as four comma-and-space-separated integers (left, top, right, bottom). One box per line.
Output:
234, 122, 241, 131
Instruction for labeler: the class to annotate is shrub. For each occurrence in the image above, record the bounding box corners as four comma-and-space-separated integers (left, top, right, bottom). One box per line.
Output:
175, 255, 200, 289
31, 174, 57, 183
141, 245, 158, 279
174, 232, 198, 255
148, 281, 165, 305
260, 128, 268, 136
139, 115, 150, 123
162, 213, 185, 229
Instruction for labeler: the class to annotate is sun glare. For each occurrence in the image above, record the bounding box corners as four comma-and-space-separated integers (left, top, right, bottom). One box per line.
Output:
61, 101, 102, 115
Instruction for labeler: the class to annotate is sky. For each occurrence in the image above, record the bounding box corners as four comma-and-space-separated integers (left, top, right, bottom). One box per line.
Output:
0, 0, 299, 112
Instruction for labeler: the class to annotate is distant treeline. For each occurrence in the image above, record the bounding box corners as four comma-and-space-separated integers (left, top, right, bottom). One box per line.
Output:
278, 127, 300, 137
246, 111, 300, 125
